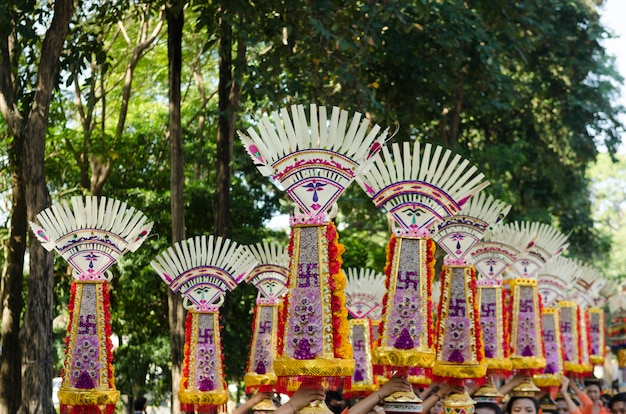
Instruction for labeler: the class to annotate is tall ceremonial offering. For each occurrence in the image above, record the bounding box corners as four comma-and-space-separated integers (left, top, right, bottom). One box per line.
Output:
533, 257, 579, 391
356, 141, 488, 412
468, 223, 532, 403
589, 280, 615, 366
151, 236, 257, 413
431, 193, 508, 379
243, 242, 290, 410
471, 225, 530, 373
565, 265, 604, 377
504, 222, 568, 393
430, 193, 510, 411
239, 105, 388, 400
344, 267, 386, 398
29, 196, 154, 414
609, 289, 626, 372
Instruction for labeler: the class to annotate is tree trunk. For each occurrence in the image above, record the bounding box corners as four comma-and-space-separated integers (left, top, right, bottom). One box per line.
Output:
0, 136, 26, 414
214, 9, 245, 238
166, 3, 185, 413
18, 1, 74, 413
214, 10, 233, 238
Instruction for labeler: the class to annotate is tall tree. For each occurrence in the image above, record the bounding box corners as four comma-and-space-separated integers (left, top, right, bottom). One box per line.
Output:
166, 1, 186, 413
0, 0, 74, 413
214, 3, 245, 238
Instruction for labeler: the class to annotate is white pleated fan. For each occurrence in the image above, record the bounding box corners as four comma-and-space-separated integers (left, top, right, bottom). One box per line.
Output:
344, 267, 387, 320
609, 287, 626, 314
597, 279, 618, 307
244, 241, 290, 301
238, 104, 389, 219
506, 221, 569, 279
151, 235, 258, 310
537, 256, 580, 307
469, 221, 534, 282
432, 193, 510, 262
29, 196, 154, 280
571, 263, 604, 308
356, 141, 489, 232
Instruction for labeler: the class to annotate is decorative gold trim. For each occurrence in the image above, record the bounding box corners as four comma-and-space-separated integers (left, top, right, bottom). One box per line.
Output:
243, 373, 278, 387
58, 388, 119, 406
178, 389, 229, 405
432, 363, 487, 379
617, 349, 626, 368
350, 384, 378, 392
590, 356, 604, 365
372, 346, 435, 368
510, 356, 546, 370
273, 356, 355, 377
533, 374, 560, 387
483, 358, 512, 371
443, 392, 476, 410
252, 398, 278, 411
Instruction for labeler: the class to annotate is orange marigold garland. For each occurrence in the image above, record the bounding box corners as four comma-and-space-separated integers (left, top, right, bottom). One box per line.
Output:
327, 222, 352, 360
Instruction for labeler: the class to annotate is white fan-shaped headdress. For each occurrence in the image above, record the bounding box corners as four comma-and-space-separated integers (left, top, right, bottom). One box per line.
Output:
356, 141, 489, 235
505, 221, 569, 279
244, 241, 290, 302
239, 104, 389, 222
151, 235, 257, 310
29, 196, 154, 281
570, 264, 604, 308
344, 267, 386, 320
537, 256, 580, 307
468, 219, 533, 283
432, 193, 510, 263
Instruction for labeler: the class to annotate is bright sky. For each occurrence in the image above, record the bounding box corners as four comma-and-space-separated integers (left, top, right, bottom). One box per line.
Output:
600, 0, 626, 133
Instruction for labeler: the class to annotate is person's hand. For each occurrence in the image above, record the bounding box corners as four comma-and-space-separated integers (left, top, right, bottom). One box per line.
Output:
436, 383, 465, 398
287, 386, 326, 411
377, 376, 413, 399
559, 375, 570, 393
250, 392, 273, 404
510, 373, 532, 386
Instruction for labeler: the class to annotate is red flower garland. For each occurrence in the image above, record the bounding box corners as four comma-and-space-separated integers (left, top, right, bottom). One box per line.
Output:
426, 239, 435, 346
102, 282, 114, 387
470, 267, 484, 363
182, 312, 193, 389
379, 234, 396, 347
502, 287, 512, 359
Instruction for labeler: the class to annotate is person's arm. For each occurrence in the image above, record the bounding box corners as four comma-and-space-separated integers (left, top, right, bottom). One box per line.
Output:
348, 376, 413, 414
422, 383, 464, 414
419, 382, 438, 400
275, 387, 326, 414
233, 392, 273, 414
498, 374, 532, 396
570, 379, 593, 411
560, 376, 582, 414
